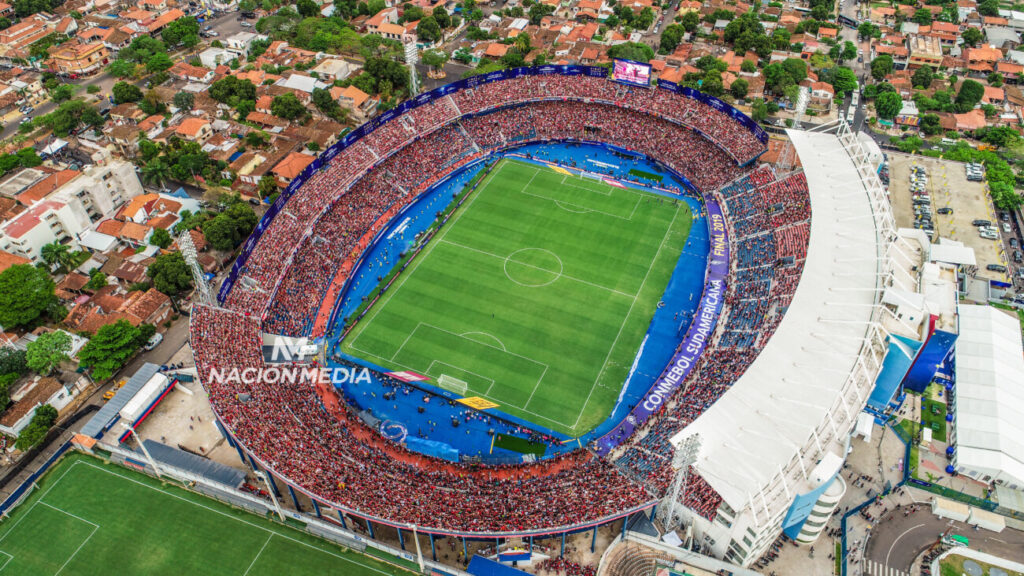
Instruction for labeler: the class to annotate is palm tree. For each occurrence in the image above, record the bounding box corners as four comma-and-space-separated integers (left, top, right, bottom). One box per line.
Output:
40, 241, 71, 273
141, 159, 171, 187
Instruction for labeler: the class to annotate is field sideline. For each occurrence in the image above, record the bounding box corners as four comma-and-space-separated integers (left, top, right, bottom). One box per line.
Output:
0, 453, 413, 576
342, 159, 693, 436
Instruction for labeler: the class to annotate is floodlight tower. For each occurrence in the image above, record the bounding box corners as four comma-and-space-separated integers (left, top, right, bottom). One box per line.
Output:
659, 433, 702, 533
180, 231, 214, 306
405, 40, 420, 97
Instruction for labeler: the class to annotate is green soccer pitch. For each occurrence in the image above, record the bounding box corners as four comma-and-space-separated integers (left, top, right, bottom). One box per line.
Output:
0, 454, 413, 576
342, 159, 692, 437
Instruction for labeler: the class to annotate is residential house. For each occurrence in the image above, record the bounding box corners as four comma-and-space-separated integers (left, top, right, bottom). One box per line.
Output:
271, 151, 315, 187
175, 117, 213, 143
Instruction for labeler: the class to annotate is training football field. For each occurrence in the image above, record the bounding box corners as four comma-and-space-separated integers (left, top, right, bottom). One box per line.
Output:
0, 454, 412, 576
343, 159, 692, 436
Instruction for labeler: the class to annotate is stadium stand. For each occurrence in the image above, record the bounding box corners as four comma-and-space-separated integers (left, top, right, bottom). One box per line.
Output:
194, 71, 814, 536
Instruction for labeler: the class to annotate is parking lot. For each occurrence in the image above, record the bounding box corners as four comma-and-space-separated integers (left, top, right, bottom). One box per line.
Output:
887, 153, 1012, 284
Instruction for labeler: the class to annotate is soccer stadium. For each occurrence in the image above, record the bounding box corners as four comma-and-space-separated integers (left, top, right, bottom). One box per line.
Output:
190, 65, 896, 571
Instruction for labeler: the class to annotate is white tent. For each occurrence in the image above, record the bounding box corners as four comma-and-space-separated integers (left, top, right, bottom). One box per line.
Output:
954, 305, 1024, 490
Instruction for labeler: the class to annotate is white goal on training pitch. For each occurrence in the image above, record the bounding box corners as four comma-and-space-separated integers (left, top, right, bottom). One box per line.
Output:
437, 374, 469, 395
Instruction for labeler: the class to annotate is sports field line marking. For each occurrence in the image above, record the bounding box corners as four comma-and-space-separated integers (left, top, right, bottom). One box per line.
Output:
69, 461, 397, 576
441, 240, 634, 299
37, 501, 99, 529
0, 550, 12, 573
425, 360, 495, 394
347, 160, 510, 352
242, 534, 274, 576
553, 200, 591, 214
572, 202, 683, 429
502, 247, 563, 288
0, 455, 84, 547
460, 332, 506, 351
54, 520, 98, 573
557, 173, 613, 196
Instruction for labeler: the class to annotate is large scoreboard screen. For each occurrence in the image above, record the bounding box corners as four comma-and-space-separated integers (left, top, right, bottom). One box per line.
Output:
612, 59, 652, 87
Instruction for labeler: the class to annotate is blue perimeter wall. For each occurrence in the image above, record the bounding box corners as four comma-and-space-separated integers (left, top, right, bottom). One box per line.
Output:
325, 142, 710, 463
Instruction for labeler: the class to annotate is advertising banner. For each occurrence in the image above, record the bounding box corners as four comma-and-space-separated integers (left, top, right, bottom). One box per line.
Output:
592, 199, 729, 456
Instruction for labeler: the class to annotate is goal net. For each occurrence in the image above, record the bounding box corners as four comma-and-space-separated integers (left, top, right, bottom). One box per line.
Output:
437, 374, 468, 395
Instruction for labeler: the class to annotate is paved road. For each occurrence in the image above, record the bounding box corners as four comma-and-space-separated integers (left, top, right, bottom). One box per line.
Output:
864, 504, 1024, 574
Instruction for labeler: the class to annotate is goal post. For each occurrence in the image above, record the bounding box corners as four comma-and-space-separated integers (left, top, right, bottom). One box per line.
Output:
437, 374, 468, 395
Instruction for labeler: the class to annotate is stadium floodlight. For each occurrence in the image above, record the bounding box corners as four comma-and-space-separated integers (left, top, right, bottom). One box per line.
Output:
405, 41, 419, 97
180, 230, 214, 306
659, 433, 701, 533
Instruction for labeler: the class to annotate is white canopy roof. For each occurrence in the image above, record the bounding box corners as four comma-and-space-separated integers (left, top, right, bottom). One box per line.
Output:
675, 130, 884, 510
954, 304, 1024, 489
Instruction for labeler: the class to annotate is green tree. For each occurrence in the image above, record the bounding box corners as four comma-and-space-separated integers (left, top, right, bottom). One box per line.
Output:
40, 241, 72, 272
297, 0, 319, 16
107, 59, 137, 78
730, 78, 749, 100
955, 79, 985, 112
528, 2, 555, 24
913, 8, 932, 25
147, 251, 193, 297
84, 269, 107, 291
857, 21, 880, 39
141, 159, 171, 187
841, 41, 857, 61
608, 42, 655, 63
209, 76, 256, 103
25, 330, 70, 375
416, 15, 443, 43
912, 65, 934, 89
830, 66, 858, 94
77, 320, 142, 380
422, 49, 449, 71
112, 81, 142, 104
161, 15, 199, 47
978, 0, 1000, 16
258, 174, 278, 199
962, 27, 982, 47
875, 91, 902, 120
680, 10, 699, 33
0, 265, 55, 328
50, 84, 74, 103
979, 125, 1021, 148
270, 92, 307, 120
146, 52, 173, 74
173, 91, 195, 111
659, 24, 685, 54
987, 72, 1004, 87
750, 98, 769, 122
433, 5, 452, 28
150, 227, 172, 249
871, 54, 893, 80
14, 404, 57, 450
919, 113, 942, 136
741, 59, 757, 73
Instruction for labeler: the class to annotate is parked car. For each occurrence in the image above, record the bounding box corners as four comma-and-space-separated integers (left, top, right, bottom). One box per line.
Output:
973, 219, 992, 227
937, 207, 952, 214
987, 264, 1008, 273
144, 333, 163, 351
1004, 223, 1012, 233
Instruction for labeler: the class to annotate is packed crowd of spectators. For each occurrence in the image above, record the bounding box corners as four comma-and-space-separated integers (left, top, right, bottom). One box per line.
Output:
612, 166, 812, 521
192, 304, 653, 532
222, 73, 764, 322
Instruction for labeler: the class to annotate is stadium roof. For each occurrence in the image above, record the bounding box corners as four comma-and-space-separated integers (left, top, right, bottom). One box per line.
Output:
676, 129, 886, 514
954, 304, 1024, 488
82, 363, 161, 438
142, 439, 246, 488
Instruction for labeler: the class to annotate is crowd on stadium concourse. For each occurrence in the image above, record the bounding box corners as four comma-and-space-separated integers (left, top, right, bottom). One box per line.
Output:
222, 74, 765, 322
192, 73, 815, 533
611, 167, 811, 521
536, 558, 596, 576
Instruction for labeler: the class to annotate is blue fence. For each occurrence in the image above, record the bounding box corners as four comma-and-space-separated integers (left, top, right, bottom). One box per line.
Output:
218, 65, 766, 305
0, 441, 72, 516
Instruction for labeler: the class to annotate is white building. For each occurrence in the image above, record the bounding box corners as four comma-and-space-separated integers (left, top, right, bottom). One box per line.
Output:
199, 47, 234, 68
223, 31, 266, 55
952, 304, 1024, 491
0, 160, 143, 262
0, 200, 86, 261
